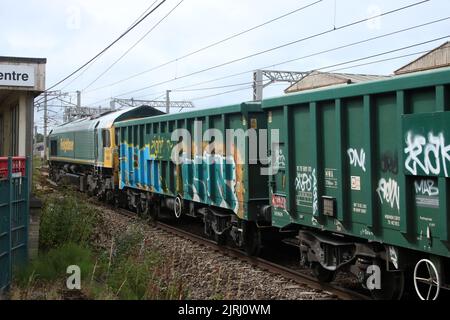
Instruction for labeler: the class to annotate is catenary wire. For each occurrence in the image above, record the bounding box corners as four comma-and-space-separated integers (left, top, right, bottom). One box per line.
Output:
86, 0, 324, 93
82, 0, 185, 91
105, 0, 432, 100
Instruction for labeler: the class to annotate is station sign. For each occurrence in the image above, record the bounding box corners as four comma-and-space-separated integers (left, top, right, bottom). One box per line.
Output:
0, 64, 35, 87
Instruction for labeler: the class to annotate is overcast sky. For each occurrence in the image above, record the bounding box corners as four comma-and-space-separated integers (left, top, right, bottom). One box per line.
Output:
1, 0, 449, 130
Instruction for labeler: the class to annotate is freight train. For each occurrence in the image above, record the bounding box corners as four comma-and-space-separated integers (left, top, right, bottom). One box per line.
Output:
48, 67, 450, 300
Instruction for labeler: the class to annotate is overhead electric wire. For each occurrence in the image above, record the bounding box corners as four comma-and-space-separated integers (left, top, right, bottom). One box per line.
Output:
86, 0, 324, 93
327, 45, 450, 74
315, 35, 450, 73
42, 3, 442, 108
173, 81, 255, 92
58, 0, 159, 91
82, 0, 185, 91
42, 0, 168, 93
189, 85, 254, 101
121, 14, 449, 102
160, 16, 449, 97
184, 36, 450, 102
105, 0, 431, 100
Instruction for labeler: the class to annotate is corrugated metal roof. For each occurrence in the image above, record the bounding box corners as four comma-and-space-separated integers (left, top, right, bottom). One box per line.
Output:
285, 71, 390, 93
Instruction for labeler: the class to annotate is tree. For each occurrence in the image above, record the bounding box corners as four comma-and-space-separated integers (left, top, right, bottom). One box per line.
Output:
35, 133, 44, 143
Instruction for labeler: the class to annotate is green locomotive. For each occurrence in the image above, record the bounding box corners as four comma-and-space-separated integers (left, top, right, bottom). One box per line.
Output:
48, 106, 163, 199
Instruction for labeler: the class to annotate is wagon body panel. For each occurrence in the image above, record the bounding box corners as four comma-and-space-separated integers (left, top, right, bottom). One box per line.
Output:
116, 103, 268, 220
263, 67, 450, 258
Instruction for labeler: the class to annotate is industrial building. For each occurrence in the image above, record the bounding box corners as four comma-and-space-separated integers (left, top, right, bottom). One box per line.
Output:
284, 71, 389, 94
285, 41, 450, 94
395, 41, 450, 75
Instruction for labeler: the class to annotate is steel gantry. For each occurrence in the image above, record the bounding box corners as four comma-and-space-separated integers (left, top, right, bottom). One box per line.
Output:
252, 69, 310, 101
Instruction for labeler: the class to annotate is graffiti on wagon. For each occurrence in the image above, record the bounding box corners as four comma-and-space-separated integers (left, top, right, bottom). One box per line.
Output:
376, 178, 400, 212
295, 166, 318, 215
414, 178, 439, 209
404, 131, 450, 177
348, 148, 366, 172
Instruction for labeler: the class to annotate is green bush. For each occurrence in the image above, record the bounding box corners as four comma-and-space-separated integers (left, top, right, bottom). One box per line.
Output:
39, 194, 99, 250
17, 191, 189, 300
15, 243, 94, 287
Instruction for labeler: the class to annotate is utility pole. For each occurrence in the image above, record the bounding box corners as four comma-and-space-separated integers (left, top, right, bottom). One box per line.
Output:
76, 90, 81, 111
253, 70, 264, 101
43, 92, 48, 161
34, 126, 38, 144
166, 90, 171, 114
252, 69, 310, 101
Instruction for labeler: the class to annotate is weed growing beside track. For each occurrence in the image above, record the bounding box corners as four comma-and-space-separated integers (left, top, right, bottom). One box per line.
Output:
11, 183, 187, 300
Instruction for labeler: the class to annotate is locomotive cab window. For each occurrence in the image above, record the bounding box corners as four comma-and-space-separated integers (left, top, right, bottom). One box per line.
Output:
102, 129, 111, 148
50, 139, 57, 156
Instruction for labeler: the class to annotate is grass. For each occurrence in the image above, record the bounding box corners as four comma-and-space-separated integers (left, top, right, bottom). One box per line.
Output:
12, 181, 189, 300
32, 156, 44, 197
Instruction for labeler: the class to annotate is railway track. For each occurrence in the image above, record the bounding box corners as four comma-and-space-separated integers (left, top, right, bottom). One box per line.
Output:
116, 208, 370, 300
41, 173, 370, 300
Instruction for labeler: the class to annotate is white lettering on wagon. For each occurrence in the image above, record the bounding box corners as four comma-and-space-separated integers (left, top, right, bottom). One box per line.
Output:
404, 131, 450, 177
348, 148, 366, 172
376, 178, 400, 212
295, 166, 318, 215
414, 179, 440, 209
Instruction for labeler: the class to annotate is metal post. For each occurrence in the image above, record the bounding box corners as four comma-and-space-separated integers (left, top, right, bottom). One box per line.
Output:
43, 92, 48, 162
166, 90, 171, 114
253, 70, 263, 101
76, 90, 81, 109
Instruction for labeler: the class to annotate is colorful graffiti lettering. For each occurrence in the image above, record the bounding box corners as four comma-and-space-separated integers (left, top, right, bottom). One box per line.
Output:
348, 148, 366, 172
404, 131, 450, 177
376, 178, 400, 212
150, 138, 165, 158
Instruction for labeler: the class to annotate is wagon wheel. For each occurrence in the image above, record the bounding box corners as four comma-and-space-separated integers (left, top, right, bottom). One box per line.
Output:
149, 202, 160, 222
312, 263, 336, 283
135, 202, 143, 218
369, 268, 404, 300
174, 196, 182, 219
113, 196, 121, 209
414, 259, 440, 300
244, 222, 262, 257
214, 232, 227, 246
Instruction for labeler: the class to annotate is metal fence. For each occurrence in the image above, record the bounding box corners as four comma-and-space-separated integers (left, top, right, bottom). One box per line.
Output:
0, 157, 30, 293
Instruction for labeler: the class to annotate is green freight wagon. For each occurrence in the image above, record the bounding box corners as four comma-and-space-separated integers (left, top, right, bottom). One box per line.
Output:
115, 102, 270, 254
262, 67, 450, 299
